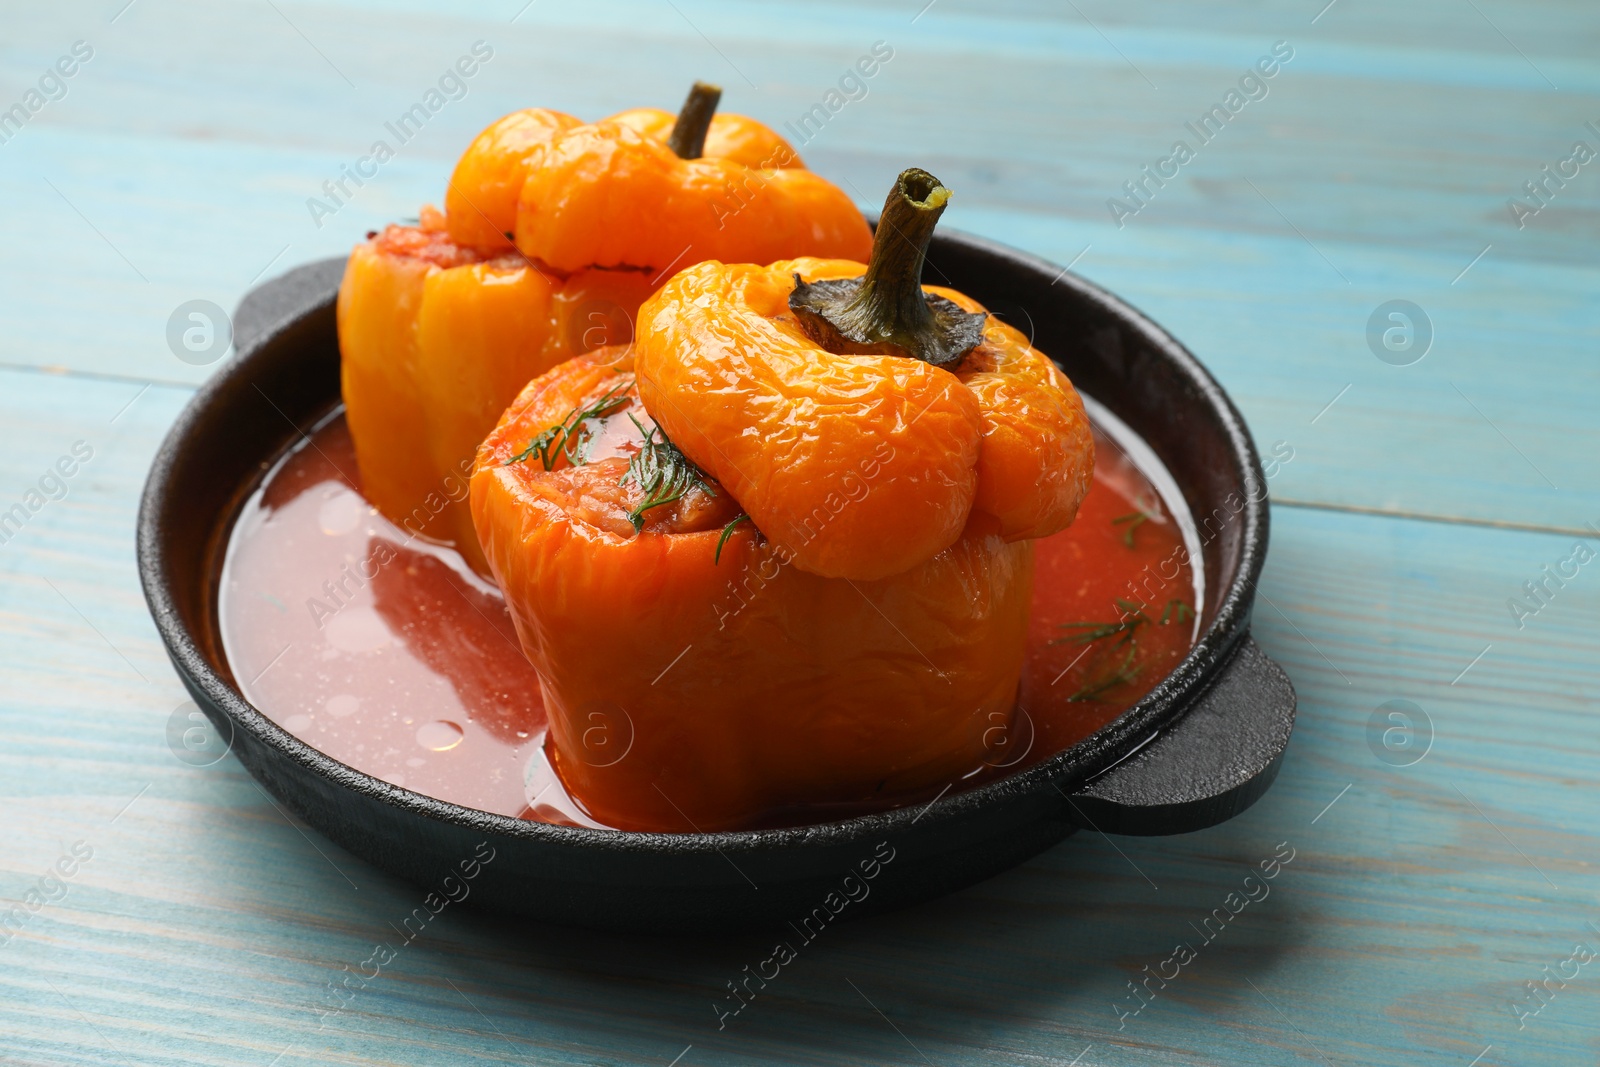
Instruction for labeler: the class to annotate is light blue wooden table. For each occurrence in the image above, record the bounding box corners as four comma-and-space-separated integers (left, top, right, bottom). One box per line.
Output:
2, 2, 1597, 1064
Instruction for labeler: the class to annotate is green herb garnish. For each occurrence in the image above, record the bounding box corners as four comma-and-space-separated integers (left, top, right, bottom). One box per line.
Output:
1159, 598, 1193, 626
715, 513, 750, 564
620, 415, 715, 532
1067, 643, 1145, 702
1054, 616, 1144, 646
506, 379, 634, 470
1053, 599, 1149, 647
1111, 510, 1150, 548
1054, 599, 1151, 702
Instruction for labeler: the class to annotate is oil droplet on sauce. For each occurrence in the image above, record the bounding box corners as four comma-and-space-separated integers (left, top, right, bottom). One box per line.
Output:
417, 720, 465, 751
219, 408, 1199, 829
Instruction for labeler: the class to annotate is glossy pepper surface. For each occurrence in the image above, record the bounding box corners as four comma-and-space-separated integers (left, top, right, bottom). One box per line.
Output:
634, 171, 1094, 581
511, 83, 871, 272
444, 107, 579, 252
340, 85, 870, 570
470, 347, 1033, 832
470, 171, 1091, 832
338, 209, 652, 572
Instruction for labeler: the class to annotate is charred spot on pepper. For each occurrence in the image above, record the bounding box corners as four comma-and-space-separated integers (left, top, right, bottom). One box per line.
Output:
666, 80, 723, 160
788, 167, 987, 369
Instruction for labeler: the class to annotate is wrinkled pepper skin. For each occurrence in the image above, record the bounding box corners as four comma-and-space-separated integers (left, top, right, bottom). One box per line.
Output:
444, 106, 798, 254
634, 257, 1095, 581
470, 349, 1033, 832
338, 216, 474, 558
338, 211, 651, 571
513, 120, 872, 272
445, 107, 580, 253
606, 107, 798, 169
941, 285, 1098, 543
343, 101, 869, 571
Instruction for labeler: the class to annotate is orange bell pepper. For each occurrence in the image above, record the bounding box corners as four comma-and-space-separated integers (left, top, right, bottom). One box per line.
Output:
512, 83, 872, 272
605, 105, 798, 169
471, 347, 1033, 832
469, 170, 1092, 832
444, 107, 580, 253
635, 168, 1095, 580
340, 84, 871, 572
338, 209, 653, 573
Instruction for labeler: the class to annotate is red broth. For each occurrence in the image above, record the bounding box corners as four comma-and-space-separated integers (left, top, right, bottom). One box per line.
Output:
219, 405, 1199, 827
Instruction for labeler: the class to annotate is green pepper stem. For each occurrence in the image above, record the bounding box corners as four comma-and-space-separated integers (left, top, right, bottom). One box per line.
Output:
848, 169, 947, 339
667, 81, 723, 160
787, 168, 985, 367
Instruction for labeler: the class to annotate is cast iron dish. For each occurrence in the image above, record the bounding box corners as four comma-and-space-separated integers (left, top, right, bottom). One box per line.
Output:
137, 233, 1295, 933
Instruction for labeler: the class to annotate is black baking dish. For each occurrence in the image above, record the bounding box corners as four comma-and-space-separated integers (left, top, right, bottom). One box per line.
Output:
137, 233, 1295, 933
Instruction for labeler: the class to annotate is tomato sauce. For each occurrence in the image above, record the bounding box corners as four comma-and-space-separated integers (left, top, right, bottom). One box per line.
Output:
1012, 402, 1203, 774
218, 403, 1199, 828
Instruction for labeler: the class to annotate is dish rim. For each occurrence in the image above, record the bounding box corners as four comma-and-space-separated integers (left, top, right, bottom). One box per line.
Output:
137, 232, 1267, 854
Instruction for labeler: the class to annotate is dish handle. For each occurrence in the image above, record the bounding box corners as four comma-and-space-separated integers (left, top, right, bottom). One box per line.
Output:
1062, 636, 1296, 836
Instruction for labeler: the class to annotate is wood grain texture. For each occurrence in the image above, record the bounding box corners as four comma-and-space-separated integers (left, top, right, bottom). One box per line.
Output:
2, 0, 1598, 526
0, 1, 1597, 1065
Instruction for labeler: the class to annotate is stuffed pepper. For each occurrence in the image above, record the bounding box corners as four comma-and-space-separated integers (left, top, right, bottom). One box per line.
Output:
339, 83, 871, 573
471, 169, 1094, 831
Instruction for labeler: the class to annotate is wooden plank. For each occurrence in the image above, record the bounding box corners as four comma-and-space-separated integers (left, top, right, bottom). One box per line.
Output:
2, 1, 1598, 1064
0, 363, 1596, 1065
1, 1, 1597, 527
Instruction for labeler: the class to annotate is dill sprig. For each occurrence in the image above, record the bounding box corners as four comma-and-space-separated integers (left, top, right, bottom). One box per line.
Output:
1068, 643, 1145, 702
1159, 598, 1193, 626
1052, 599, 1150, 647
715, 513, 750, 564
1111, 510, 1150, 548
506, 379, 634, 470
1054, 616, 1145, 646
620, 414, 715, 532
1054, 599, 1152, 702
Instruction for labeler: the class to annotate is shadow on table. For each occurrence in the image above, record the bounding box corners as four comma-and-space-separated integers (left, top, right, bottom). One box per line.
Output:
410, 810, 1306, 1061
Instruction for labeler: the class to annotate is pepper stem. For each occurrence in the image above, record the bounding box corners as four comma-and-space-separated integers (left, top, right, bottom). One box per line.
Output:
788, 168, 986, 367
667, 81, 723, 159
